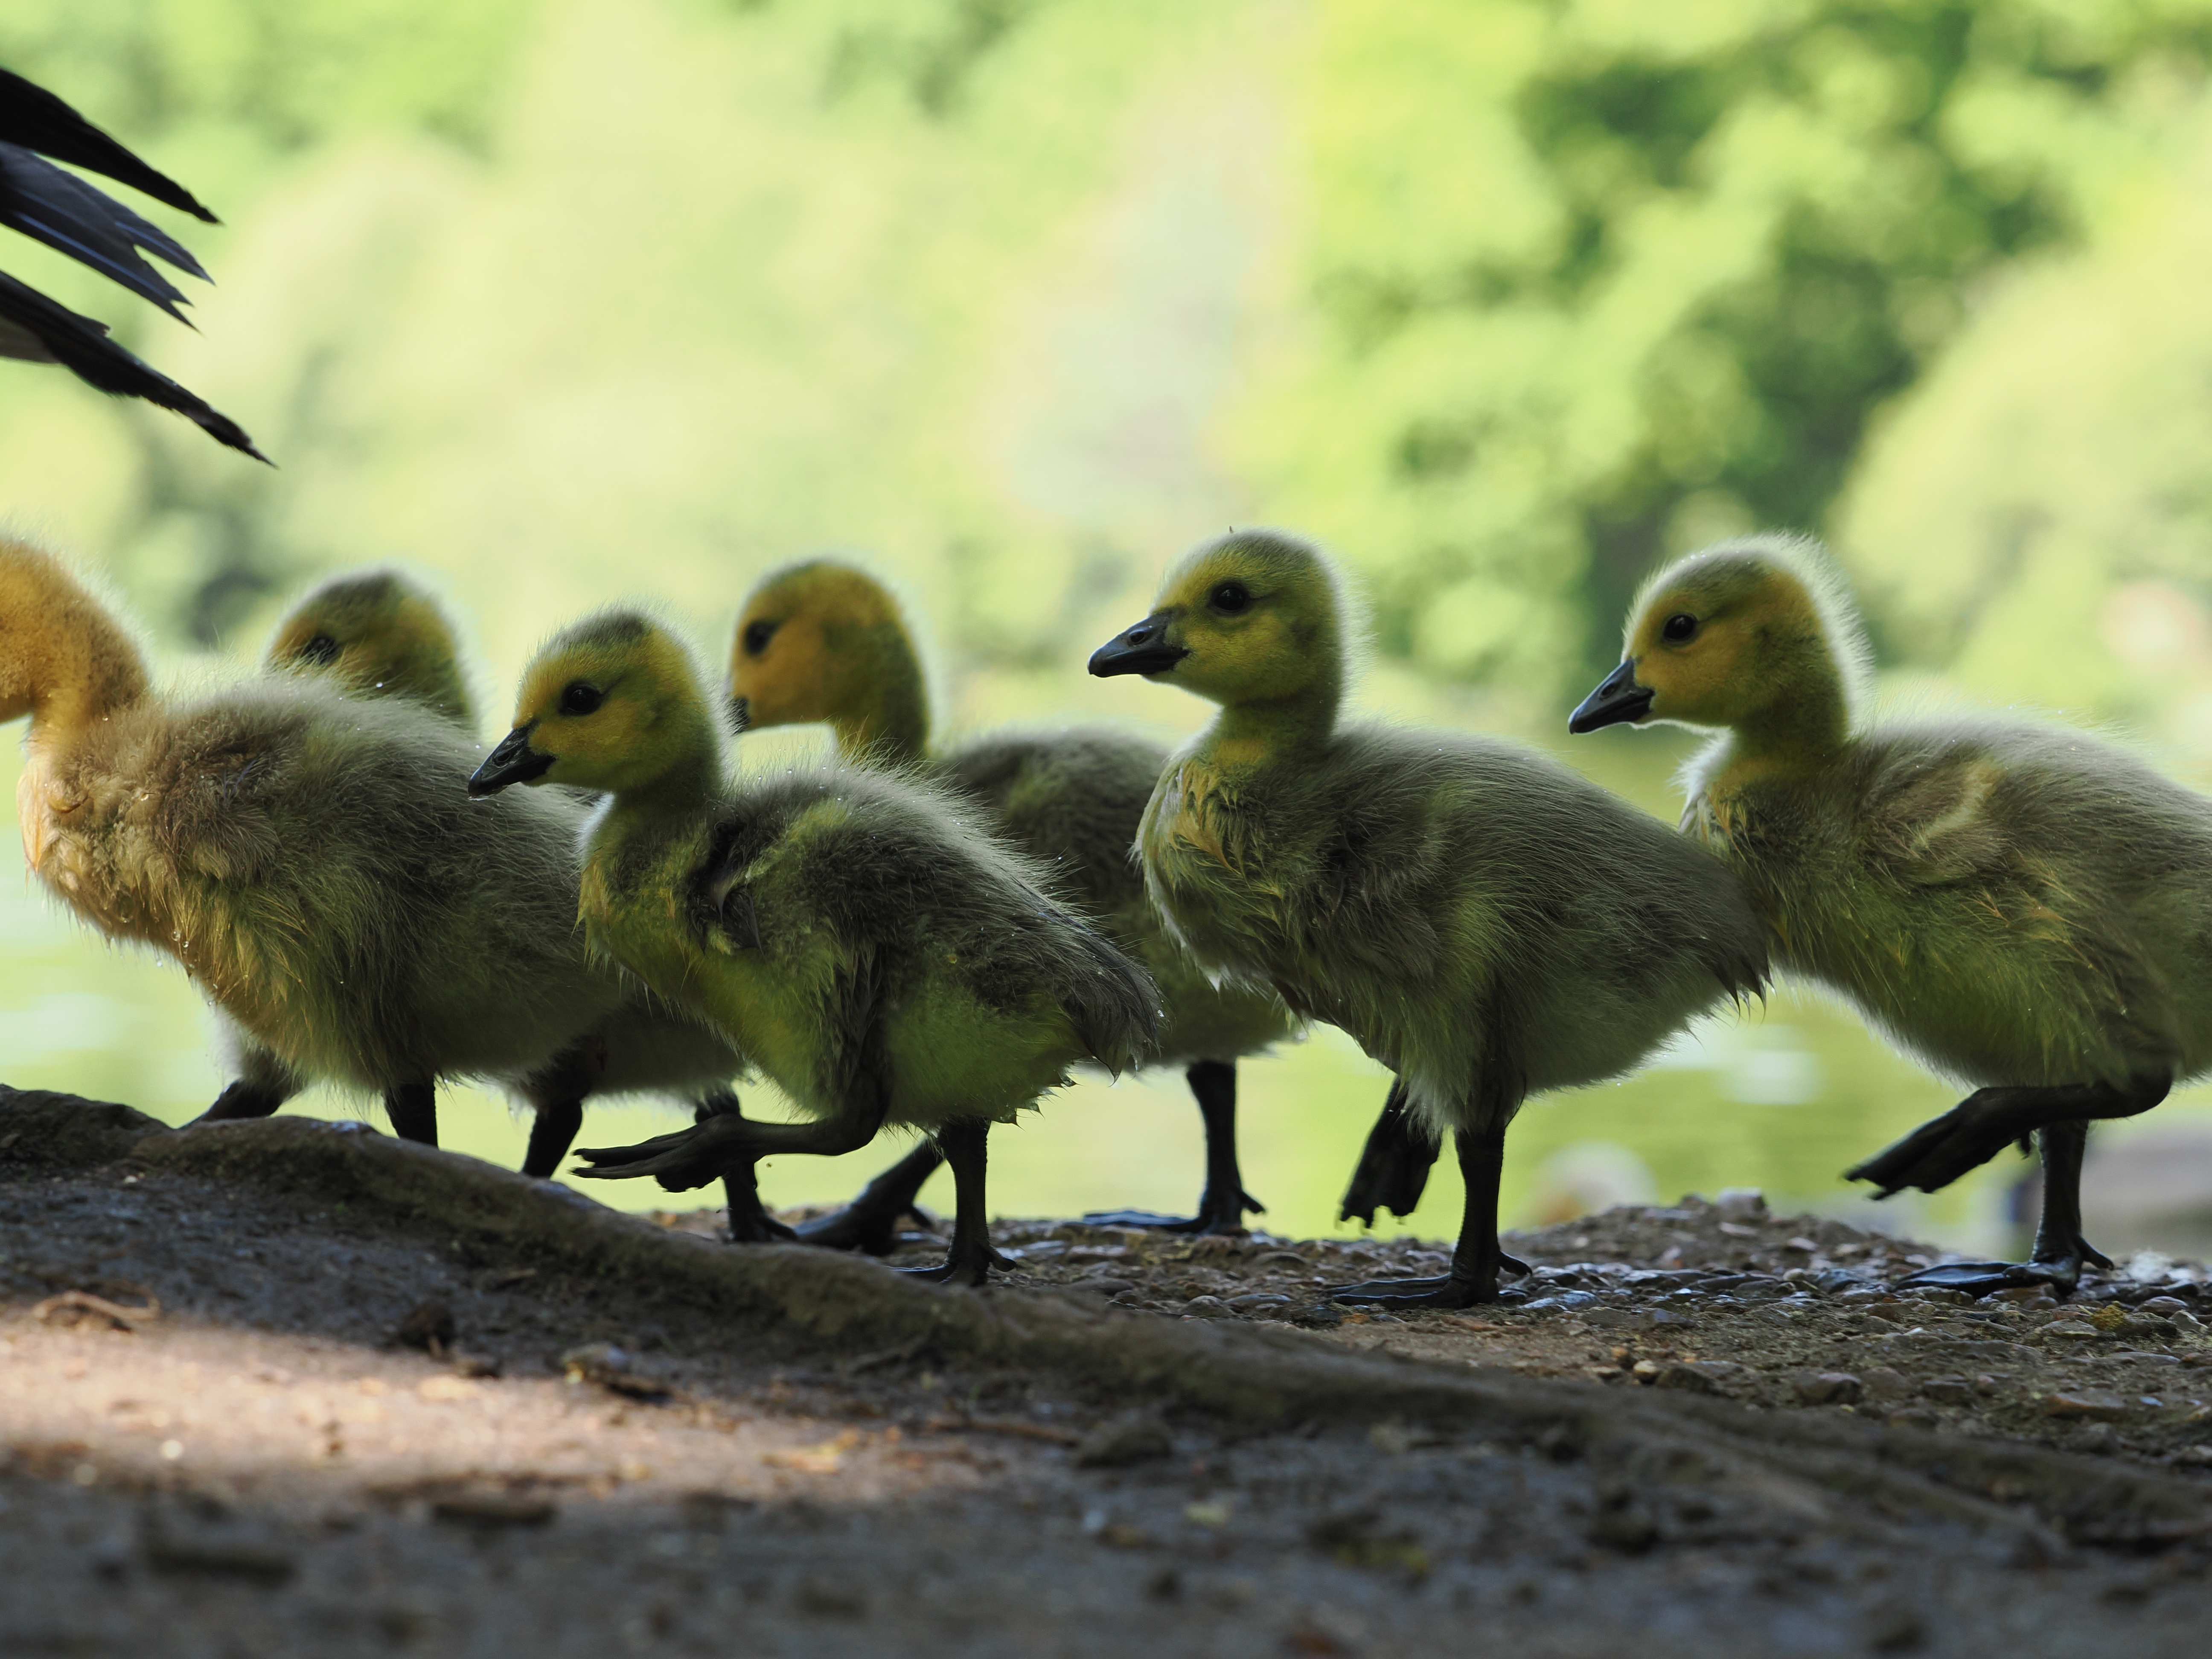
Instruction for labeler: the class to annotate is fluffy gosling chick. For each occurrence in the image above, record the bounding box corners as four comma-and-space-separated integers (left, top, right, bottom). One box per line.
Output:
1093, 530, 1767, 1307
256, 570, 766, 1216
265, 569, 477, 728
1, 536, 623, 1138
1571, 533, 2212, 1294
469, 611, 1159, 1286
727, 557, 1294, 1242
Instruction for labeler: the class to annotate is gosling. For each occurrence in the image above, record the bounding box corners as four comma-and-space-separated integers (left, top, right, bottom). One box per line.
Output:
3, 536, 624, 1144
469, 611, 1159, 1286
1092, 529, 1767, 1307
1570, 533, 2212, 1295
726, 558, 1295, 1243
256, 569, 769, 1217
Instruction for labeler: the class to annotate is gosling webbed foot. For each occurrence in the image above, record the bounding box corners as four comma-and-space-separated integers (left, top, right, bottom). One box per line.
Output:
1338, 1083, 1441, 1226
793, 1204, 918, 1254
785, 1143, 946, 1254
1080, 1189, 1263, 1237
1325, 1272, 1490, 1310
683, 1091, 797, 1242
896, 1241, 1012, 1288
572, 1117, 749, 1192
1894, 1236, 2110, 1299
1845, 1106, 2019, 1197
192, 1080, 289, 1125
724, 1189, 799, 1244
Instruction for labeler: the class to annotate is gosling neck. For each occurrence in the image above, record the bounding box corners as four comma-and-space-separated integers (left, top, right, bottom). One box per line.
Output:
599, 712, 728, 828
1706, 680, 1851, 794
1196, 681, 1340, 776
826, 624, 930, 767
25, 597, 151, 754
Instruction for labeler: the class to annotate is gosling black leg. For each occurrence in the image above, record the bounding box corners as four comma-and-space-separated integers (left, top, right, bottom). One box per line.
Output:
693, 1090, 797, 1243
521, 1098, 584, 1179
1332, 1083, 1523, 1272
1083, 1059, 1263, 1234
193, 1079, 291, 1123
1338, 1078, 1442, 1226
794, 1143, 943, 1254
1328, 1124, 1508, 1309
1892, 1120, 2116, 1297
1850, 1077, 2166, 1298
898, 1119, 1009, 1287
385, 1082, 438, 1147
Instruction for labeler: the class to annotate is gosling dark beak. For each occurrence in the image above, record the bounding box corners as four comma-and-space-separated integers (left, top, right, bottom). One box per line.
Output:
725, 694, 751, 737
468, 722, 555, 796
1568, 661, 1655, 734
1089, 613, 1188, 678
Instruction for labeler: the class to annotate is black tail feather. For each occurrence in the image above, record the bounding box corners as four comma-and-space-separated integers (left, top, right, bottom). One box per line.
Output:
0, 68, 218, 222
0, 271, 266, 461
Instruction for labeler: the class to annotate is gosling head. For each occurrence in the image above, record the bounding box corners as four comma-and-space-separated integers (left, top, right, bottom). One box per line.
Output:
468, 611, 719, 800
725, 558, 928, 755
1568, 533, 1870, 742
265, 570, 474, 727
1090, 528, 1348, 714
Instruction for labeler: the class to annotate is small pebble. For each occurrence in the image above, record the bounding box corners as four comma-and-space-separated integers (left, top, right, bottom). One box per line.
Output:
2041, 1390, 2129, 1421
1791, 1371, 1864, 1406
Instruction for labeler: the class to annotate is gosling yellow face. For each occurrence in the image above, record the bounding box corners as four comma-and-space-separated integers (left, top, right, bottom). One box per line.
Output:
469, 613, 716, 800
1090, 530, 1344, 709
266, 571, 471, 723
1569, 542, 1842, 735
725, 560, 907, 733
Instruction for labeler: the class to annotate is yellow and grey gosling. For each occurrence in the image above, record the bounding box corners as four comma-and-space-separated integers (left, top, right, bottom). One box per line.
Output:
725, 559, 1297, 1245
1, 535, 625, 1141
250, 572, 769, 1223
264, 568, 477, 727
1571, 533, 2212, 1295
1092, 529, 1767, 1307
469, 611, 1160, 1286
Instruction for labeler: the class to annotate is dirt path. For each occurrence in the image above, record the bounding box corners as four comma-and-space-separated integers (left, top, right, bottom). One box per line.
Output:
3, 1086, 2210, 1658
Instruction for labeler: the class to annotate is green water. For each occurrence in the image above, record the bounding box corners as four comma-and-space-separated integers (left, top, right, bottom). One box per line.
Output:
8, 725, 2208, 1257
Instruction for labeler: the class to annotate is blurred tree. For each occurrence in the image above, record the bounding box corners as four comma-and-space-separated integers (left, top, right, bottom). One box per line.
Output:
1241, 0, 2212, 701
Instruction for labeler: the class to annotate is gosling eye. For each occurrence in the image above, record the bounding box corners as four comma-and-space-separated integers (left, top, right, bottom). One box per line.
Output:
1661, 613, 1699, 644
298, 633, 339, 665
1207, 580, 1253, 617
558, 681, 606, 717
742, 619, 778, 657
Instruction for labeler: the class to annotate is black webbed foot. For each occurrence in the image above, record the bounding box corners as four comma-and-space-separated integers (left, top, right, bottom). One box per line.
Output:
1325, 1272, 1490, 1310
724, 1189, 799, 1244
896, 1242, 1013, 1288
573, 1117, 748, 1191
1845, 1106, 2021, 1197
1080, 1190, 1263, 1237
789, 1143, 946, 1254
192, 1080, 289, 1125
1338, 1082, 1441, 1226
1894, 1237, 2110, 1300
1497, 1252, 1531, 1278
793, 1204, 920, 1254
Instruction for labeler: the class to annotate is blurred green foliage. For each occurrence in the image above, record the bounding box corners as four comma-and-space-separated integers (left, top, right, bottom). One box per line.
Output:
1247, 0, 2212, 699
6, 0, 2212, 702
